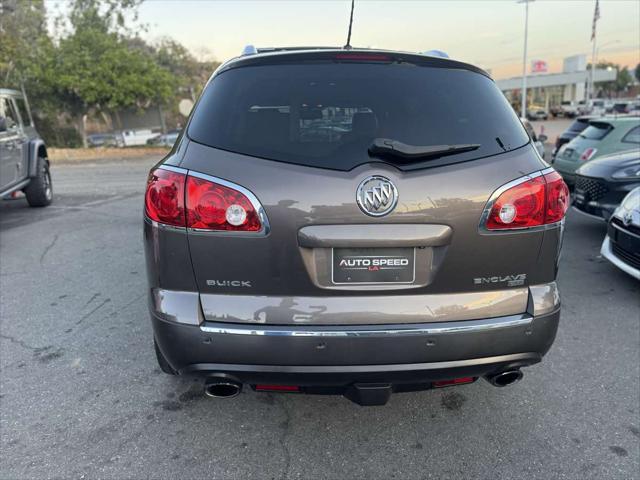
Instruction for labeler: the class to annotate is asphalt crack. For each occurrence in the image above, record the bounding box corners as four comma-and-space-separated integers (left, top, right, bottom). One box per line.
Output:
39, 234, 59, 265
0, 333, 37, 352
75, 298, 112, 325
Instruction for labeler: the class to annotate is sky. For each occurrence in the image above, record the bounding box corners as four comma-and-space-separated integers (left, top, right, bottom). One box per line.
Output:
46, 0, 640, 80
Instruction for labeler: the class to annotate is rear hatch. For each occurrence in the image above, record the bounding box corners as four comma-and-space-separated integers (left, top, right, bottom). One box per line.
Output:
179, 51, 551, 324
557, 121, 613, 163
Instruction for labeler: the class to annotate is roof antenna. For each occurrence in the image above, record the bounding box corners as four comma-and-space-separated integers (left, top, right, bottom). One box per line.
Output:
344, 0, 355, 49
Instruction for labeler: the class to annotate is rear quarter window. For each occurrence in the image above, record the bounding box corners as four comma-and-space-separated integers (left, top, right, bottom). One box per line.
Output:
188, 62, 529, 171
622, 126, 640, 144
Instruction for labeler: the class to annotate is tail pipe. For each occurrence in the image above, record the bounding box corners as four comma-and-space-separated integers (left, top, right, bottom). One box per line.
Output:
485, 369, 523, 387
204, 376, 242, 398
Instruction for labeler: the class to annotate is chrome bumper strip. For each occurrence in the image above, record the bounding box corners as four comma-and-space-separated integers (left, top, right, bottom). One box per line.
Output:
199, 314, 533, 337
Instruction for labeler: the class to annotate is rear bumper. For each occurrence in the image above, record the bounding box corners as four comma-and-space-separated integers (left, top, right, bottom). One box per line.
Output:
152, 308, 560, 385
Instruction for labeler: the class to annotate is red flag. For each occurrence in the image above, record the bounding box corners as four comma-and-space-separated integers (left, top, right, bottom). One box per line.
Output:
591, 0, 600, 41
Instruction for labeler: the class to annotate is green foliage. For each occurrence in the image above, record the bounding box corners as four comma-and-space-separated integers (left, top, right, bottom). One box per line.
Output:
53, 27, 174, 115
635, 63, 640, 83
591, 61, 634, 96
0, 0, 51, 87
1, 0, 216, 147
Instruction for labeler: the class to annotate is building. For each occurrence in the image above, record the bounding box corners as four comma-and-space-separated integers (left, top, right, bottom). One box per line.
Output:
495, 54, 617, 112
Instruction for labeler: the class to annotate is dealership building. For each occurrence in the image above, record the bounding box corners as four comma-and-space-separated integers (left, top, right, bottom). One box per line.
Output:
495, 55, 617, 110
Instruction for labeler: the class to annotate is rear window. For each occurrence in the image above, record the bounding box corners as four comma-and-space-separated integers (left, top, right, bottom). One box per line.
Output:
568, 119, 590, 132
580, 122, 613, 140
188, 62, 529, 171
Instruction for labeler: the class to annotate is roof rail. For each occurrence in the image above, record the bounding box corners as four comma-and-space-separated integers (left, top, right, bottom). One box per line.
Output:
422, 50, 450, 59
241, 45, 258, 56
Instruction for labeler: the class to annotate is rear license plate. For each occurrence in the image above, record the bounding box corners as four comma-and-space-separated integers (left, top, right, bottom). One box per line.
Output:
332, 247, 415, 284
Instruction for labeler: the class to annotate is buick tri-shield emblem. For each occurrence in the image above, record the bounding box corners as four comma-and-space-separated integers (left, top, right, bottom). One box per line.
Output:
356, 176, 398, 217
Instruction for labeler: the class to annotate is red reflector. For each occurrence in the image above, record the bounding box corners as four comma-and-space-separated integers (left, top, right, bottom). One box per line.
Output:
333, 53, 392, 62
433, 377, 476, 388
255, 385, 300, 392
145, 168, 186, 227
484, 170, 569, 230
186, 176, 261, 231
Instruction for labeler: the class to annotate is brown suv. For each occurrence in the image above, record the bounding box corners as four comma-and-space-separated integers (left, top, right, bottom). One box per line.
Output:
144, 48, 569, 405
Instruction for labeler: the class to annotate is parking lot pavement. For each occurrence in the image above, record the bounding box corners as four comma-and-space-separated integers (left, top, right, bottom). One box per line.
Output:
1, 157, 638, 480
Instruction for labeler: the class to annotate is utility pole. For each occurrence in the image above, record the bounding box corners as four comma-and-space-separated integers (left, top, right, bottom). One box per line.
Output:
588, 0, 601, 104
518, 0, 534, 118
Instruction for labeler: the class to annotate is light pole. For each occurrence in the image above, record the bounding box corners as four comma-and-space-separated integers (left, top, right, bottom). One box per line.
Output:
590, 40, 620, 100
518, 0, 534, 118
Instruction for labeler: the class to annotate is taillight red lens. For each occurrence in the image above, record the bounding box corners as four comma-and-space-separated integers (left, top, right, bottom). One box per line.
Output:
543, 171, 570, 223
485, 170, 569, 230
145, 169, 186, 226
186, 176, 261, 231
580, 147, 597, 161
486, 176, 546, 230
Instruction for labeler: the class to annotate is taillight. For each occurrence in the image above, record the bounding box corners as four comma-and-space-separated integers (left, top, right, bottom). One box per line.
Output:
145, 168, 264, 232
145, 168, 186, 226
543, 171, 570, 223
186, 176, 261, 231
580, 147, 597, 161
484, 169, 569, 231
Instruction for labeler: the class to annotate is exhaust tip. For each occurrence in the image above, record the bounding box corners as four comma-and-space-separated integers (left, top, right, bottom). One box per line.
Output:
204, 379, 242, 399
487, 369, 523, 387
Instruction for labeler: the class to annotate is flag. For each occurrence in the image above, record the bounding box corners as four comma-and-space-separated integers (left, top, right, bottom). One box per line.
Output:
591, 0, 600, 41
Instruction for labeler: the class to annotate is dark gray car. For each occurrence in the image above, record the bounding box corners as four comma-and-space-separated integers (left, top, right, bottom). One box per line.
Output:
0, 88, 52, 206
144, 48, 570, 406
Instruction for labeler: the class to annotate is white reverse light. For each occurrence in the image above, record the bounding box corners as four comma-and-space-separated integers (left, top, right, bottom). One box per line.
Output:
225, 204, 247, 226
499, 204, 517, 224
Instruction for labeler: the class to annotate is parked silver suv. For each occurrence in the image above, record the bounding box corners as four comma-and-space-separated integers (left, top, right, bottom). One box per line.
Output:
0, 89, 52, 206
144, 48, 569, 405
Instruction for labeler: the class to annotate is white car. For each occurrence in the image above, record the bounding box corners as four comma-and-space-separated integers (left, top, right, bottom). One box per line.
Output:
600, 187, 640, 280
116, 129, 158, 147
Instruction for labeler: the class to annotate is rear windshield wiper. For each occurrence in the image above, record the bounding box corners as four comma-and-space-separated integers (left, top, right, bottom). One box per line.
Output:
369, 138, 481, 161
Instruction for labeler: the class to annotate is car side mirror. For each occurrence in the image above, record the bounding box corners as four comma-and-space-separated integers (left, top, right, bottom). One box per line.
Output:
0, 117, 6, 133
538, 134, 548, 143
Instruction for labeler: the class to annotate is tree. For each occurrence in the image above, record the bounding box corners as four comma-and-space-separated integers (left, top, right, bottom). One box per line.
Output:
635, 63, 640, 83
154, 38, 219, 100
591, 61, 633, 98
0, 0, 51, 87
47, 0, 174, 146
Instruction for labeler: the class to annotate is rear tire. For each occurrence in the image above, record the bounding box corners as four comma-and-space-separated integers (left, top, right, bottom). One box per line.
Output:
154, 339, 177, 375
25, 157, 53, 207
